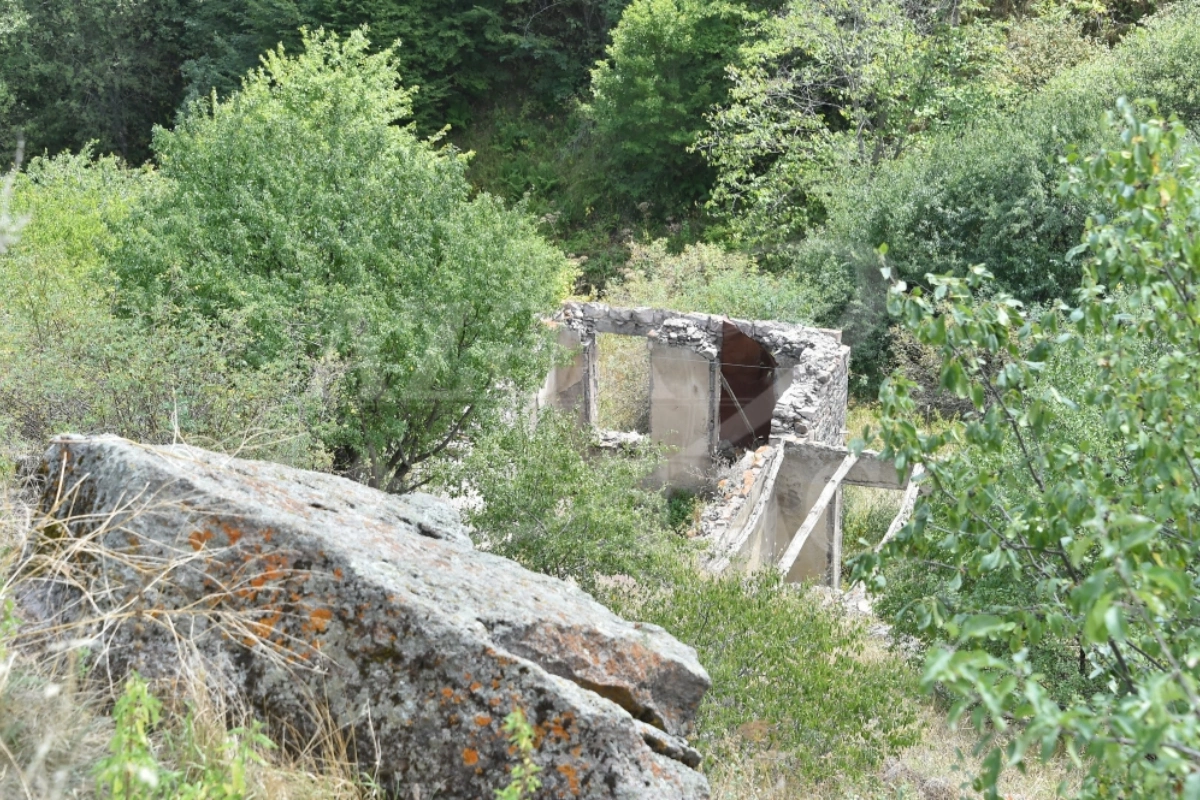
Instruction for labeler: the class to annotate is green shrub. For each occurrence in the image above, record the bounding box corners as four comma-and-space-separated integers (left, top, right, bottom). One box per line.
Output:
666, 490, 701, 534
856, 101, 1200, 797
606, 239, 841, 323
94, 674, 274, 800
494, 708, 542, 800
754, 2, 1200, 395
0, 151, 330, 470
623, 569, 921, 787
450, 409, 677, 594
702, 0, 1007, 252
113, 29, 570, 493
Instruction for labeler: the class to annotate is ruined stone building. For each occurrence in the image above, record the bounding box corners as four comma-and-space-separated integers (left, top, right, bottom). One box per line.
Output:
536, 302, 915, 587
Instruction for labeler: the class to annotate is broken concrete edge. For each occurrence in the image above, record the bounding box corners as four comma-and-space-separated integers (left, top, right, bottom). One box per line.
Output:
32, 435, 713, 798
700, 443, 782, 563
557, 302, 840, 364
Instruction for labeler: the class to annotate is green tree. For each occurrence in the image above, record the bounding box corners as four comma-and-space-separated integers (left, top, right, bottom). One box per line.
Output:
855, 101, 1200, 797
700, 0, 1007, 251
0, 0, 189, 162
181, 0, 635, 130
114, 29, 570, 492
587, 0, 772, 211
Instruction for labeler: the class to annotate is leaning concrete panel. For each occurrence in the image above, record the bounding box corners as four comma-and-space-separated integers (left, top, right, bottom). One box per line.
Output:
772, 448, 841, 583
649, 340, 716, 490
708, 446, 787, 573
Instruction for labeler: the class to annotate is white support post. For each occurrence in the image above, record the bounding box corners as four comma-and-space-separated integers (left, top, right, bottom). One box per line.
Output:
875, 464, 925, 552
777, 453, 858, 578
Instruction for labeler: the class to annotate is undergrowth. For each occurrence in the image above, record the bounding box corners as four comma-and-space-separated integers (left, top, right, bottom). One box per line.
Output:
612, 568, 923, 793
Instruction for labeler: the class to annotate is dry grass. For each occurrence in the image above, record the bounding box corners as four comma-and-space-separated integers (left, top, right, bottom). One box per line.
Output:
707, 692, 1079, 800
877, 703, 1079, 800
0, 473, 380, 799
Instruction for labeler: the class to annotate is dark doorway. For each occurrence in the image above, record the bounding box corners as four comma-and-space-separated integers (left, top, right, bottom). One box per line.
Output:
719, 321, 777, 450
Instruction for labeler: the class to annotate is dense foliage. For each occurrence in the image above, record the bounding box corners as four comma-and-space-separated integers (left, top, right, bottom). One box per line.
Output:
857, 102, 1200, 797
112, 31, 569, 492
10, 0, 1200, 796
587, 0, 760, 209
0, 0, 635, 161
606, 238, 842, 322
452, 409, 675, 595
0, 152, 329, 471
700, 0, 1006, 250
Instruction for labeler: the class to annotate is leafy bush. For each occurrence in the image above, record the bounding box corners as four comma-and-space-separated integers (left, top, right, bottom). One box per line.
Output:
451, 409, 677, 594
94, 673, 274, 800
624, 569, 921, 787
113, 30, 570, 492
856, 101, 1200, 797
0, 151, 330, 470
606, 239, 840, 323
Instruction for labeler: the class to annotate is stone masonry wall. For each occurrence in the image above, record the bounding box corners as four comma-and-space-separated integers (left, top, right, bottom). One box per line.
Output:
555, 301, 848, 450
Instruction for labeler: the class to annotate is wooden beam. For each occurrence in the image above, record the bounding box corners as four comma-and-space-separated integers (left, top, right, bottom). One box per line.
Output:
876, 464, 925, 552
777, 453, 858, 577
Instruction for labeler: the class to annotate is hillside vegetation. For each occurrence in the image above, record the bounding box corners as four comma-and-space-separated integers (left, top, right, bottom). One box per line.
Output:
3, 0, 1200, 797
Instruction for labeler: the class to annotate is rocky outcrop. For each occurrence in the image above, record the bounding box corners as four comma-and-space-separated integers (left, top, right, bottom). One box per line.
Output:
35, 435, 710, 798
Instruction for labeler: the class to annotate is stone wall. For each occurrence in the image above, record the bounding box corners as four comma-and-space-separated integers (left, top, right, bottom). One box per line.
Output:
551, 301, 849, 466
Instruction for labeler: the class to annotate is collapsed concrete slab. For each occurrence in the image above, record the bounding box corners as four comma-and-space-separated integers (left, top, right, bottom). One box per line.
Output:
35, 435, 711, 799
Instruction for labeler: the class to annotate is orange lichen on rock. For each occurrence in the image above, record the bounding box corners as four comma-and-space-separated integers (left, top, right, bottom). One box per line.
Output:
474, 715, 492, 727
548, 717, 571, 742
188, 529, 215, 551
556, 764, 581, 795
221, 522, 243, 545
462, 748, 479, 766
308, 608, 333, 632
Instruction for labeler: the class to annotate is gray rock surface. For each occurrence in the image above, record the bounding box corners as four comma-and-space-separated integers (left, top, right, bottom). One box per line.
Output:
37, 435, 711, 798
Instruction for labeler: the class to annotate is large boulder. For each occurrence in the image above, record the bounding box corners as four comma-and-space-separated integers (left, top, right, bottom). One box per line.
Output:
35, 435, 710, 798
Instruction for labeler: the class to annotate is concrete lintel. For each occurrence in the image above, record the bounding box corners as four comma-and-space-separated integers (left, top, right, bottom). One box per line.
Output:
781, 440, 909, 489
